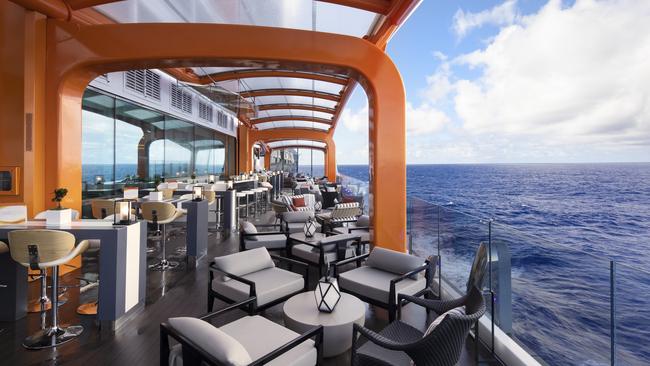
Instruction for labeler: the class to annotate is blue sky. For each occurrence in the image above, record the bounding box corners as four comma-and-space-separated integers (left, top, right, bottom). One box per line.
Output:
334, 0, 650, 164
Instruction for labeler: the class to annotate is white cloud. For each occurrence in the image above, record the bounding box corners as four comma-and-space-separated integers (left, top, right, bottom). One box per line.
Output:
407, 103, 450, 135
452, 0, 519, 39
340, 106, 368, 132
452, 0, 650, 147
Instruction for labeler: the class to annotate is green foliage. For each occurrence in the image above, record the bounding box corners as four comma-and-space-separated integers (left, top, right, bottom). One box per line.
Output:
51, 188, 68, 210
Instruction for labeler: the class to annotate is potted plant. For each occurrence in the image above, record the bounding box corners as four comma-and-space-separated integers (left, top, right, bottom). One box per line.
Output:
46, 188, 72, 226
191, 173, 197, 183
149, 177, 163, 201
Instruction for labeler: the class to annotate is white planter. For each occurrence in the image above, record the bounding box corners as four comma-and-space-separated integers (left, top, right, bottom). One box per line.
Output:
149, 191, 163, 201
46, 208, 72, 226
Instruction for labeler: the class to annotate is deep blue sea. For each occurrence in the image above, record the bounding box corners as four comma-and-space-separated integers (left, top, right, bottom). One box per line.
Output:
338, 163, 650, 366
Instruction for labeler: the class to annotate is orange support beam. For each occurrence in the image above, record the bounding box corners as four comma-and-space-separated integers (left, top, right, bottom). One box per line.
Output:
240, 89, 341, 102
44, 21, 407, 251
198, 69, 348, 85
325, 138, 337, 181
251, 116, 333, 125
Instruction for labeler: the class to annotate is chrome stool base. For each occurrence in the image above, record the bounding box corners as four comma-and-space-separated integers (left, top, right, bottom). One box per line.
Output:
23, 325, 83, 349
149, 259, 180, 271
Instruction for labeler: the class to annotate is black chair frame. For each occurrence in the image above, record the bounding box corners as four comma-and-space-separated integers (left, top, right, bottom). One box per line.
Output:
161, 297, 324, 366
333, 254, 438, 322
207, 255, 309, 314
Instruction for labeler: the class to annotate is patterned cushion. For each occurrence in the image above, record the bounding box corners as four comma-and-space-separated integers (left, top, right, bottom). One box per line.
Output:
292, 196, 306, 208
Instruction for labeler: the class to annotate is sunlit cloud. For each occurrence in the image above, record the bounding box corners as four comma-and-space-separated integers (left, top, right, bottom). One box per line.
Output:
452, 0, 519, 40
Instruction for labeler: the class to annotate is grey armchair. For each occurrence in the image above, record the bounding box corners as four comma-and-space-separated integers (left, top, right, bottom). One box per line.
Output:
208, 247, 309, 314
289, 232, 364, 278
161, 297, 323, 366
334, 247, 436, 322
281, 211, 321, 234
351, 286, 486, 366
333, 214, 370, 244
239, 221, 288, 252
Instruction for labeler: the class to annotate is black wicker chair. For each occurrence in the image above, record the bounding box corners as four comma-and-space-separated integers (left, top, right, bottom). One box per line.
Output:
351, 286, 486, 366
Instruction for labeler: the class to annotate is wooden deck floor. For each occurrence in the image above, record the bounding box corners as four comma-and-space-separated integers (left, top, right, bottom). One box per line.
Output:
0, 211, 498, 366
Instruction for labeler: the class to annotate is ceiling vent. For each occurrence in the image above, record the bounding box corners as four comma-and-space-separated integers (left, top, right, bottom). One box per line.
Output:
171, 83, 192, 114
125, 70, 160, 101
199, 101, 213, 122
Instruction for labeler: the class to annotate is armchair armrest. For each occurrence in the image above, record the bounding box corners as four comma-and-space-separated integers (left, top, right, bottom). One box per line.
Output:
199, 297, 257, 322
399, 291, 469, 315
251, 325, 324, 366
242, 231, 286, 237
209, 263, 256, 295
332, 252, 369, 277
352, 323, 410, 351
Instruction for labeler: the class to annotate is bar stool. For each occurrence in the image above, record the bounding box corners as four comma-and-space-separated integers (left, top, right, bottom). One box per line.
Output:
236, 191, 248, 221
90, 199, 114, 220
141, 202, 184, 271
8, 229, 89, 349
253, 187, 266, 213
244, 190, 256, 217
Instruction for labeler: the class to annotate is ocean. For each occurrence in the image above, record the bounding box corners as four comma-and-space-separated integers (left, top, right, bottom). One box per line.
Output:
338, 163, 650, 366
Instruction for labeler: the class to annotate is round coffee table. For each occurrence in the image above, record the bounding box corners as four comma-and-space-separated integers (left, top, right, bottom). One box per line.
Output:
283, 291, 366, 357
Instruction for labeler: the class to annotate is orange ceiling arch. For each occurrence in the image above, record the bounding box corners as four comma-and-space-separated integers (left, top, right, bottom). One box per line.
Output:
46, 21, 407, 250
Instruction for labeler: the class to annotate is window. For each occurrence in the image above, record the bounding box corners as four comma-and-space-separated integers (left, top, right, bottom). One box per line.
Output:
82, 88, 235, 217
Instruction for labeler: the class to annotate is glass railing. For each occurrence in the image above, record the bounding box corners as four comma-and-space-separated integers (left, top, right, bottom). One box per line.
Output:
407, 196, 650, 366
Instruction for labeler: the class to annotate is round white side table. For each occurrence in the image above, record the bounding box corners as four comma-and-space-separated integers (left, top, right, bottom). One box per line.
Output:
283, 291, 366, 357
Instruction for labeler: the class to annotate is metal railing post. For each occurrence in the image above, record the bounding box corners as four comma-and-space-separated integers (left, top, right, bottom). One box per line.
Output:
610, 260, 616, 366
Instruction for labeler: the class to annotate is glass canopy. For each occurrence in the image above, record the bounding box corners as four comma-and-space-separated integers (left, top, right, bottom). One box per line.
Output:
92, 0, 395, 135
267, 140, 327, 149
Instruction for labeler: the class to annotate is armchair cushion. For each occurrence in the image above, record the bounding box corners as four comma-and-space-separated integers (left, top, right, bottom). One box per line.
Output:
221, 315, 317, 366
356, 215, 370, 227
338, 266, 426, 304
366, 247, 424, 277
282, 211, 315, 223
292, 196, 306, 208
212, 267, 303, 306
285, 221, 321, 234
243, 234, 287, 250
318, 233, 360, 252
291, 244, 357, 265
240, 221, 258, 240
167, 317, 252, 366
213, 247, 274, 281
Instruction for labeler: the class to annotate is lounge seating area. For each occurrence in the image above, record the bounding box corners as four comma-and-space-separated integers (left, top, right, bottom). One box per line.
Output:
0, 186, 493, 366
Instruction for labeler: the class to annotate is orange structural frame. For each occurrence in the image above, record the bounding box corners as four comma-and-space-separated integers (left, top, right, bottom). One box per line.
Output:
43, 21, 407, 251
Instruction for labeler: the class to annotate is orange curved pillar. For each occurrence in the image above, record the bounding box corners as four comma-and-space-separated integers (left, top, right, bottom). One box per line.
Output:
237, 125, 251, 173
325, 138, 337, 181
45, 21, 406, 251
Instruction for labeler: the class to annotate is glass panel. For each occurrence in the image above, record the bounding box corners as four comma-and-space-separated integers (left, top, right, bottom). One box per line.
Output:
163, 117, 194, 179
115, 98, 165, 185
615, 263, 650, 364
253, 95, 338, 108
315, 1, 378, 37
263, 109, 333, 119
194, 126, 226, 180
296, 148, 324, 177
82, 90, 115, 200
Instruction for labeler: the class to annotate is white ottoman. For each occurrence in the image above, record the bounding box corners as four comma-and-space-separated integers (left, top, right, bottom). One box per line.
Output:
283, 291, 366, 357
